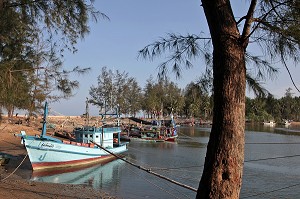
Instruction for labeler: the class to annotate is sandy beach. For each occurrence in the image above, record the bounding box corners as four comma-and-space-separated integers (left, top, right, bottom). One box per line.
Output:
0, 121, 117, 199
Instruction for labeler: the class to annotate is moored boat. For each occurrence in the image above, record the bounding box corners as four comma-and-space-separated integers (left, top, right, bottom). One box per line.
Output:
281, 120, 291, 126
124, 115, 178, 142
16, 102, 128, 171
263, 120, 276, 126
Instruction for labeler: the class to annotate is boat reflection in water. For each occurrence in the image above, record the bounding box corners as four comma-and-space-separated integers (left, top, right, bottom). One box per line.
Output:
31, 159, 124, 188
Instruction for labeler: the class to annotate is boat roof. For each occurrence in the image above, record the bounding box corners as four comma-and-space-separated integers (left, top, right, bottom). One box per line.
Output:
74, 126, 121, 134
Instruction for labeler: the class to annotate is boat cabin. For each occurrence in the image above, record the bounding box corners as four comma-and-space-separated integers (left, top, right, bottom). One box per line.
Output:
73, 126, 121, 149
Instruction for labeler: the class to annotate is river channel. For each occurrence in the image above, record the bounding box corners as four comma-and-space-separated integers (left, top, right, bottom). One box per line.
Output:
31, 124, 300, 199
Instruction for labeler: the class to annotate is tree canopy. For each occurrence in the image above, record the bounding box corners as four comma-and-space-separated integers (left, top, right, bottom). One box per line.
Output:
89, 67, 142, 117
0, 0, 102, 115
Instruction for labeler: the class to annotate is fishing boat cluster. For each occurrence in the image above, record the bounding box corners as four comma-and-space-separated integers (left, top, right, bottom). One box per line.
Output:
121, 117, 178, 142
15, 102, 178, 172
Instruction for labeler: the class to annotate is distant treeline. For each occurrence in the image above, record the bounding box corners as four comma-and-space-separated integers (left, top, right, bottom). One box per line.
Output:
246, 88, 300, 122
88, 68, 299, 123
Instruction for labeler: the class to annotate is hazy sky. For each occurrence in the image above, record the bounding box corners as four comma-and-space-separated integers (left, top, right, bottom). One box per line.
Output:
50, 0, 300, 116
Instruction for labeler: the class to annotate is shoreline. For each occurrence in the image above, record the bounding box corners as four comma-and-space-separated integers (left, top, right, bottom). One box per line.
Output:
1, 118, 299, 198
0, 123, 117, 199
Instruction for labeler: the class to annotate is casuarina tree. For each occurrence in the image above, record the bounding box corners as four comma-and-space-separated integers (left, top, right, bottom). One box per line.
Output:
139, 1, 300, 198
0, 0, 103, 113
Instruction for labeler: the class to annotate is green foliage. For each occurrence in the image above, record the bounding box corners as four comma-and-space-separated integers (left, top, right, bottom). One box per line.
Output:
87, 69, 300, 121
246, 89, 300, 122
0, 0, 99, 114
138, 33, 212, 79
257, 1, 300, 59
2, 0, 104, 53
89, 67, 142, 116
141, 77, 184, 118
124, 79, 143, 116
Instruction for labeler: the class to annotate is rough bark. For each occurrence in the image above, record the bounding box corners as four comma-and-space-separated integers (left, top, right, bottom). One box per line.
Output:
197, 0, 246, 198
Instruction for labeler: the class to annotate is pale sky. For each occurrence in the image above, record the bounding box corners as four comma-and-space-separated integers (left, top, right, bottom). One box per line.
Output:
50, 0, 300, 116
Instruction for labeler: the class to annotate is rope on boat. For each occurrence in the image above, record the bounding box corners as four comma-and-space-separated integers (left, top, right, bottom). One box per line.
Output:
122, 162, 184, 199
123, 152, 202, 186
1, 138, 35, 182
177, 131, 194, 139
246, 142, 300, 144
178, 129, 300, 145
150, 165, 204, 171
123, 158, 192, 199
1, 153, 28, 182
241, 182, 300, 199
245, 154, 300, 162
91, 141, 197, 192
0, 124, 8, 131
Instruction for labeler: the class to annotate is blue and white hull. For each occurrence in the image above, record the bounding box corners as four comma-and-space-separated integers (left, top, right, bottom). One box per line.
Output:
23, 136, 127, 170
16, 102, 128, 171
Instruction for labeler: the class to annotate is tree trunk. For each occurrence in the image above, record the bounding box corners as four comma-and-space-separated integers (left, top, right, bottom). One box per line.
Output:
197, 1, 246, 198
7, 105, 14, 118
0, 107, 2, 123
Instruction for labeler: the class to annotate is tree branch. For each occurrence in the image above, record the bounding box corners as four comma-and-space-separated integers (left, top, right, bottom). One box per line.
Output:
244, 0, 291, 42
281, 55, 300, 93
4, 0, 43, 8
241, 0, 257, 46
236, 16, 247, 25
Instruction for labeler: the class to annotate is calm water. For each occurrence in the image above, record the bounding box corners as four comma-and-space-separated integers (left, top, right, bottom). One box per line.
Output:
30, 124, 300, 199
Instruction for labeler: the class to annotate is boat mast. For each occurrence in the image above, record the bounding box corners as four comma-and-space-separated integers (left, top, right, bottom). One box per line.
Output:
85, 97, 90, 126
41, 101, 48, 138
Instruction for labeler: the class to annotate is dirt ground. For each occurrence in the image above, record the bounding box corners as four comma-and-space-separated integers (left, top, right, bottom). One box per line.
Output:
0, 120, 117, 199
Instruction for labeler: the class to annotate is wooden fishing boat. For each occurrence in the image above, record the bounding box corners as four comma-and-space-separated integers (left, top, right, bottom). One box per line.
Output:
125, 116, 178, 142
16, 102, 128, 171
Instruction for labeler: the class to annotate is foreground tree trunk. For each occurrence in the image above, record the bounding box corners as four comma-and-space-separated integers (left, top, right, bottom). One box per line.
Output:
197, 1, 247, 198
